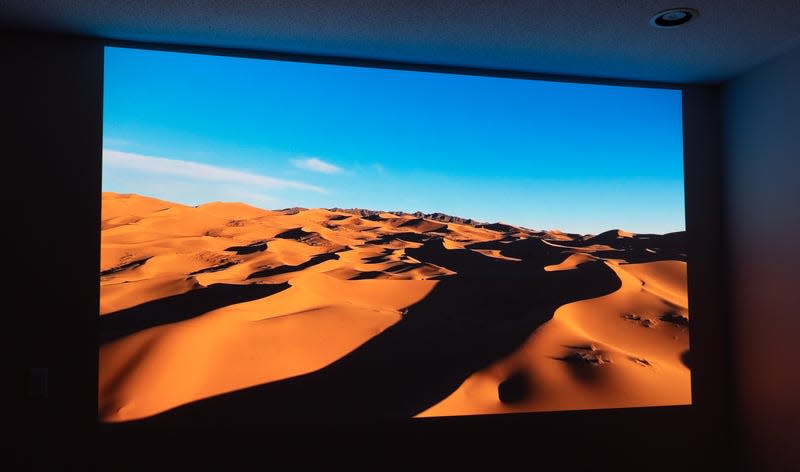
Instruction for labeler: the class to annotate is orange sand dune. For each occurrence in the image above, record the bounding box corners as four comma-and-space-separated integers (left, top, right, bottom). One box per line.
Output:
99, 192, 690, 423
418, 259, 690, 416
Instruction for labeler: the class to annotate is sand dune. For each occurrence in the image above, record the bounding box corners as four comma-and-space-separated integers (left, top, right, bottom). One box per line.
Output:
99, 192, 690, 423
418, 259, 690, 416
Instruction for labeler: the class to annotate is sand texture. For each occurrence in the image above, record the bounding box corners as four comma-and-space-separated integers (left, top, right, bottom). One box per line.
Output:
99, 192, 690, 424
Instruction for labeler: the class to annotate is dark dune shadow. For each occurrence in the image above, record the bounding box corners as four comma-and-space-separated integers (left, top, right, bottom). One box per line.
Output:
274, 227, 315, 240
246, 253, 340, 279
385, 263, 426, 274
555, 231, 687, 263
563, 343, 596, 351
397, 218, 450, 233
554, 356, 608, 384
476, 222, 519, 233
188, 261, 238, 275
356, 226, 383, 233
330, 223, 383, 233
680, 350, 691, 369
463, 236, 523, 250
365, 232, 432, 244
100, 257, 150, 277
106, 234, 622, 429
660, 311, 690, 327
593, 248, 687, 263
350, 270, 388, 280
498, 370, 530, 404
552, 346, 612, 384
362, 248, 397, 264
99, 282, 289, 345
224, 241, 267, 255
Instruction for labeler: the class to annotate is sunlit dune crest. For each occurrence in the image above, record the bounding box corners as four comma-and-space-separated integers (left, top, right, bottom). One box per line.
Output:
99, 192, 690, 423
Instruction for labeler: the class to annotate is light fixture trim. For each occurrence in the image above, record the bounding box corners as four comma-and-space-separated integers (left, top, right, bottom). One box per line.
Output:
650, 7, 698, 28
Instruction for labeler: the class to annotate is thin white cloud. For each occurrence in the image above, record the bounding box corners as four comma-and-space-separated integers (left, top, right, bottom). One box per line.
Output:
291, 157, 343, 174
103, 149, 324, 193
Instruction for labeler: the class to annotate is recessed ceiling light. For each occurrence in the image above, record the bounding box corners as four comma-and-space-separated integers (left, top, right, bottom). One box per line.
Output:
650, 8, 698, 28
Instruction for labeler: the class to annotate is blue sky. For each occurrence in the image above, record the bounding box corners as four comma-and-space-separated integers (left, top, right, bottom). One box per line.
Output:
103, 46, 685, 234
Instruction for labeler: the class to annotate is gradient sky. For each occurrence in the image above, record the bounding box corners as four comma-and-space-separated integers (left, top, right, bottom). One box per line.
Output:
103, 46, 685, 234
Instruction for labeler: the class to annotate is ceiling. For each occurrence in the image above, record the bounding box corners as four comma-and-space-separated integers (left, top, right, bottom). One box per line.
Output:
2, 0, 799, 84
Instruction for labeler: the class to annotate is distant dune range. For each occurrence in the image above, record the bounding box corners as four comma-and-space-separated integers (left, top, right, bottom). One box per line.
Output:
99, 192, 690, 425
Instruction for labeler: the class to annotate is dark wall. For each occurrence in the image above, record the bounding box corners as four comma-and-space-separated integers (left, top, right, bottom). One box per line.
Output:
3, 33, 102, 469
682, 85, 729, 458
722, 46, 800, 471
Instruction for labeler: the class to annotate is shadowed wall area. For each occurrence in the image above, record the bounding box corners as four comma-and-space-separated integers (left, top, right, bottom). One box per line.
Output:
723, 45, 800, 471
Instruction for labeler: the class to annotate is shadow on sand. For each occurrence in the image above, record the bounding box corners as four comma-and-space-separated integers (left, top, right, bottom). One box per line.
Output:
99, 282, 290, 344
246, 253, 340, 279
106, 236, 623, 428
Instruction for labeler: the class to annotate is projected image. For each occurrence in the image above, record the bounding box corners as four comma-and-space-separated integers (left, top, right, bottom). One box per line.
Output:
99, 47, 690, 424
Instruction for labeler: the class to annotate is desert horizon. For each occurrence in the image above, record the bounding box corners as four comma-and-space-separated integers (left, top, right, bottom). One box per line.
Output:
103, 191, 687, 237
99, 191, 690, 424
